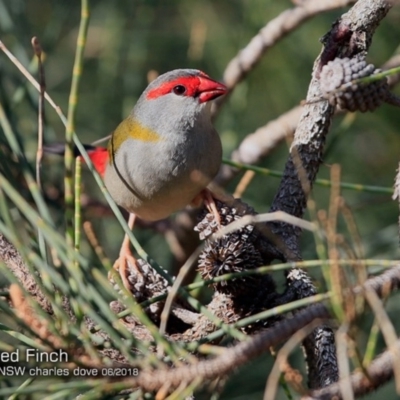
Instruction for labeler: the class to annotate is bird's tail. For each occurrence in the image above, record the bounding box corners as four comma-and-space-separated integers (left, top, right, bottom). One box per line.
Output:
44, 143, 109, 178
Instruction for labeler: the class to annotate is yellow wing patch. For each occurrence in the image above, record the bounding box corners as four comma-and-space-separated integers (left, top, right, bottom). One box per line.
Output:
108, 117, 162, 163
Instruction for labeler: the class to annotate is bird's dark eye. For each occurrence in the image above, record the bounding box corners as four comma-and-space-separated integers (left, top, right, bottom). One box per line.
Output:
173, 85, 186, 95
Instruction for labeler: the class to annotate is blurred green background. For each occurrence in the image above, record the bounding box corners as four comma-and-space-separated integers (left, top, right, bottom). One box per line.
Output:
1, 0, 400, 398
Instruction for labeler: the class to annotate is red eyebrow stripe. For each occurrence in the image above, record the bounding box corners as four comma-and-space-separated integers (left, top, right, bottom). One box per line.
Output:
146, 76, 201, 100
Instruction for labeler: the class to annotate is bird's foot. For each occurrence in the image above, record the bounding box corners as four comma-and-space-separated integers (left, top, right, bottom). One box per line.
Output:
110, 249, 143, 293
202, 188, 221, 227
192, 188, 222, 227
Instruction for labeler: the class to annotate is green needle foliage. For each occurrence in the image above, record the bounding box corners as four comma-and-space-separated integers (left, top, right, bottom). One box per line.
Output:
0, 1, 400, 400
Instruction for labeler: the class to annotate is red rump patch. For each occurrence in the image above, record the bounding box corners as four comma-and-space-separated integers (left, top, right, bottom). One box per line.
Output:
84, 147, 108, 177
146, 76, 203, 100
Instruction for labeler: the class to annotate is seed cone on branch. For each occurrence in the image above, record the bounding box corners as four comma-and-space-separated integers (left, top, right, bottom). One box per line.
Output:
109, 259, 170, 321
196, 199, 278, 299
195, 199, 326, 334
319, 54, 392, 112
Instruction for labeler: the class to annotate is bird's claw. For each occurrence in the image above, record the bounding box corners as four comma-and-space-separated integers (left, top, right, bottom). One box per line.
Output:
202, 189, 221, 227
109, 253, 142, 293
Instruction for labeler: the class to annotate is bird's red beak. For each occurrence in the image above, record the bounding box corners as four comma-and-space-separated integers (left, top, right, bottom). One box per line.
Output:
197, 76, 227, 103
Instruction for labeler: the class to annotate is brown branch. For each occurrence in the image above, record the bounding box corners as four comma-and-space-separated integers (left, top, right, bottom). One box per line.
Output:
302, 265, 400, 399
215, 0, 356, 110
9, 284, 64, 348
217, 50, 400, 188
216, 106, 302, 187
0, 233, 132, 364
0, 233, 53, 314
304, 340, 400, 399
3, 216, 400, 395
1, 1, 398, 396
106, 265, 400, 393
256, 1, 394, 388
269, 0, 392, 259
286, 268, 338, 388
123, 304, 331, 393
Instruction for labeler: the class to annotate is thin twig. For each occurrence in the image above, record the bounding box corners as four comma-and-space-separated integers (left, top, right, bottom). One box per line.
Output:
335, 323, 354, 400
212, 211, 316, 240
64, 0, 90, 245
223, 159, 394, 195
219, 51, 400, 190
31, 37, 45, 192
0, 36, 175, 296
215, 0, 356, 111
363, 286, 400, 394
264, 321, 321, 399
74, 157, 82, 256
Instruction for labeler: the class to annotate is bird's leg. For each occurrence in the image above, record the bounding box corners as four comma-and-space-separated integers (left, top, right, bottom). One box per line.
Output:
111, 213, 142, 292
192, 188, 221, 226
203, 188, 221, 226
